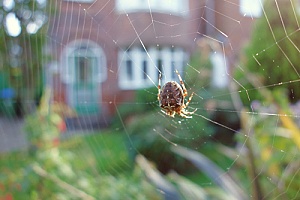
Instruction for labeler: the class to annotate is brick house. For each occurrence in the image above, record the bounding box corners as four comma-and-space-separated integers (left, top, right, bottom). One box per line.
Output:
48, 0, 261, 126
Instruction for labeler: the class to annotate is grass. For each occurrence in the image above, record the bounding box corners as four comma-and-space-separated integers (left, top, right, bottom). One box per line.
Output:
54, 130, 132, 176
81, 131, 132, 174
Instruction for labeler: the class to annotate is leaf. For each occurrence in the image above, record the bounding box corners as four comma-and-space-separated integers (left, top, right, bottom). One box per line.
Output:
171, 145, 247, 200
136, 155, 181, 200
168, 171, 235, 200
279, 110, 300, 150
217, 144, 247, 167
167, 171, 208, 200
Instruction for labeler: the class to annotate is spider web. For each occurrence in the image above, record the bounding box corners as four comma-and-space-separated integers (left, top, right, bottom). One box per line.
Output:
1, 0, 300, 199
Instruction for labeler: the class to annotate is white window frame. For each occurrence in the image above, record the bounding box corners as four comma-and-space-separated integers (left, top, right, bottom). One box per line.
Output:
116, 0, 189, 16
240, 0, 262, 18
118, 46, 187, 90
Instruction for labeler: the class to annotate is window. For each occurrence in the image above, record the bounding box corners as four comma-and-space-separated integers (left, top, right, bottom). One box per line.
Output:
142, 60, 148, 80
61, 40, 106, 84
126, 60, 133, 81
240, 0, 262, 18
118, 46, 187, 90
78, 57, 89, 82
116, 0, 189, 16
74, 49, 93, 84
210, 51, 228, 88
157, 59, 163, 75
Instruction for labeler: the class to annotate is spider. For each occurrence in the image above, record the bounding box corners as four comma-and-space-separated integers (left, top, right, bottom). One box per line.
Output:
158, 70, 197, 118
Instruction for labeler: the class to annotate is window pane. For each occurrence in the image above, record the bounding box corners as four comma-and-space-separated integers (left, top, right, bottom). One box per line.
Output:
116, 0, 188, 16
157, 58, 163, 76
79, 57, 90, 82
74, 56, 91, 84
126, 60, 133, 80
143, 60, 147, 80
171, 61, 176, 79
240, 0, 262, 17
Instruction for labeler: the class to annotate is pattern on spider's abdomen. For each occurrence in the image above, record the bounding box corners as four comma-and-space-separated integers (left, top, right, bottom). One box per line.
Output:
160, 82, 183, 108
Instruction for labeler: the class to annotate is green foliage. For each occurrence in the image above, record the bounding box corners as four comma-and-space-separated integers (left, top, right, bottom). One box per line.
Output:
237, 0, 300, 103
0, 0, 51, 114
126, 111, 214, 174
219, 92, 300, 199
24, 89, 65, 153
186, 40, 240, 146
24, 113, 61, 155
20, 89, 157, 198
135, 89, 300, 199
112, 87, 158, 123
83, 132, 132, 174
114, 68, 237, 175
136, 152, 246, 200
0, 152, 36, 199
33, 146, 160, 199
0, 132, 162, 199
186, 49, 212, 89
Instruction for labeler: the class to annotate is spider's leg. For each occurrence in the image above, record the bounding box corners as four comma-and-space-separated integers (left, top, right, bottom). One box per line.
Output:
158, 72, 162, 101
175, 69, 187, 97
161, 109, 175, 118
171, 111, 176, 118
161, 109, 167, 115
179, 112, 192, 118
182, 108, 197, 115
184, 92, 195, 108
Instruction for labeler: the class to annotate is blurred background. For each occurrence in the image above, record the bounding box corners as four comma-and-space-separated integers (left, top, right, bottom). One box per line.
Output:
1, 0, 300, 199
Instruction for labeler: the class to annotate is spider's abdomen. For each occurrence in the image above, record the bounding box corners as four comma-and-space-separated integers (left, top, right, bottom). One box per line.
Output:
159, 81, 183, 109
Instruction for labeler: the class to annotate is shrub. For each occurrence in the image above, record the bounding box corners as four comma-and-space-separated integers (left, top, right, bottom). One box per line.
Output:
236, 0, 300, 104
111, 86, 158, 129
126, 111, 214, 174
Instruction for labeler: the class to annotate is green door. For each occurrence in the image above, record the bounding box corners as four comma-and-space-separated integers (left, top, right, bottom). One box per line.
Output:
72, 48, 100, 115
